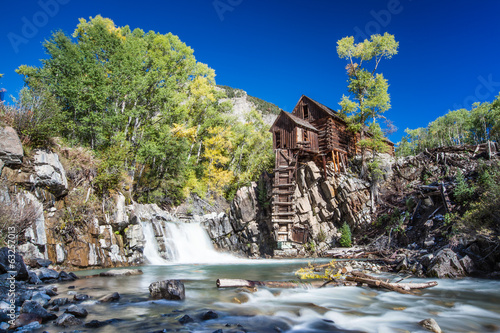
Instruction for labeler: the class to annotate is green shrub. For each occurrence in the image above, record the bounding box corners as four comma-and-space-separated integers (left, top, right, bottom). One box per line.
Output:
461, 163, 500, 229
453, 170, 476, 204
339, 222, 352, 247
317, 228, 327, 243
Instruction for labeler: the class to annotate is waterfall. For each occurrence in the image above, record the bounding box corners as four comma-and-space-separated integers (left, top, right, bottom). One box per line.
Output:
140, 220, 240, 265
140, 221, 169, 265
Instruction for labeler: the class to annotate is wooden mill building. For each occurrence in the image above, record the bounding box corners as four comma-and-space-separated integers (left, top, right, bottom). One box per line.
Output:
269, 95, 394, 245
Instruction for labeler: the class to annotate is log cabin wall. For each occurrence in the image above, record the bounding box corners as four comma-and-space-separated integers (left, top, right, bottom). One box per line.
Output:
271, 115, 295, 150
294, 127, 319, 152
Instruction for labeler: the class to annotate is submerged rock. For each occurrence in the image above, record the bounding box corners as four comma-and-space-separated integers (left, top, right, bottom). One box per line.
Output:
84, 318, 123, 328
201, 310, 219, 320
99, 269, 143, 277
99, 292, 120, 302
149, 280, 185, 300
419, 318, 442, 333
73, 294, 90, 302
178, 314, 194, 324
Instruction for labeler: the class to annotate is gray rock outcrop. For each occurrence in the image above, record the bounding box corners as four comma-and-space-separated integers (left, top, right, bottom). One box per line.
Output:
0, 126, 23, 167
31, 150, 68, 197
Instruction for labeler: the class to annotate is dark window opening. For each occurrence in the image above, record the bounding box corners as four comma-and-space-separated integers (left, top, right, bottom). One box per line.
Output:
303, 105, 309, 120
275, 131, 281, 148
303, 130, 308, 142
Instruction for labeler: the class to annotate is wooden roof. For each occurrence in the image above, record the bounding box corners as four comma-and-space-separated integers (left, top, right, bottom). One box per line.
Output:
300, 95, 345, 123
270, 110, 318, 132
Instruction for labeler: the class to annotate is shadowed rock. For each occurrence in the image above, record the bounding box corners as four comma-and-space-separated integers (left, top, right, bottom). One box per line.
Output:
65, 304, 88, 318
149, 280, 185, 300
55, 313, 83, 327
20, 300, 57, 323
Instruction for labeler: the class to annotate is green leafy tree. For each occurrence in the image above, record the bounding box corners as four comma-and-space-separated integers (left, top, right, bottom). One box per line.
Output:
337, 33, 398, 176
397, 94, 500, 156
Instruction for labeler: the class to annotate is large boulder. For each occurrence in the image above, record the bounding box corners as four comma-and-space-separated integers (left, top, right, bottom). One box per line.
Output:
427, 248, 466, 278
0, 247, 29, 280
0, 126, 23, 167
31, 150, 68, 197
149, 280, 185, 300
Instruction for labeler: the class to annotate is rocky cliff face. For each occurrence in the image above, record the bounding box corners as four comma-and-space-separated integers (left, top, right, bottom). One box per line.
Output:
0, 124, 391, 268
202, 161, 377, 258
217, 87, 278, 126
0, 126, 177, 269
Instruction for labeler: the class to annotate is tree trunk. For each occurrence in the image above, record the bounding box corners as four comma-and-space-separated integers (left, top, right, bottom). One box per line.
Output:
216, 279, 334, 289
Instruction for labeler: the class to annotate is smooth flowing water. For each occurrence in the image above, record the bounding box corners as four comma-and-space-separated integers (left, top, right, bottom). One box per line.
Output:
43, 262, 500, 333
41, 222, 500, 332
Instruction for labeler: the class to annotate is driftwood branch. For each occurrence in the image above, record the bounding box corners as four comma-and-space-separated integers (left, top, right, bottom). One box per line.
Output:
216, 272, 437, 294
347, 271, 437, 294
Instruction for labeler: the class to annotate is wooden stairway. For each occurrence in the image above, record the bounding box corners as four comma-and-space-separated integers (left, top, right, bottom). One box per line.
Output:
272, 149, 297, 244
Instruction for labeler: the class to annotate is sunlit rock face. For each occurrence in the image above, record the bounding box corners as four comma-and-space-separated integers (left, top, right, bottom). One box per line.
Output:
0, 126, 23, 167
201, 161, 376, 258
32, 150, 69, 198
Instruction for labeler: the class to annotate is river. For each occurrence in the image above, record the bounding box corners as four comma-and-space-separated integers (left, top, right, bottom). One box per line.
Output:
40, 222, 500, 332
38, 260, 500, 333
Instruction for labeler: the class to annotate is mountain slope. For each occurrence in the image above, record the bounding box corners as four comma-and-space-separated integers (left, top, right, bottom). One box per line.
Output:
217, 85, 281, 126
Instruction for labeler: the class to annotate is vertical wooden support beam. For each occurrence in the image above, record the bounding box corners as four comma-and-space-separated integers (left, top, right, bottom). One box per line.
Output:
322, 155, 327, 179
335, 151, 340, 173
331, 151, 337, 172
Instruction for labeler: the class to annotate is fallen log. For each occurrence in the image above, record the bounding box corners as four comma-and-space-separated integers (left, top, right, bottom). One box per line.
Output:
216, 278, 349, 289
345, 275, 414, 294
347, 271, 438, 294
216, 274, 437, 294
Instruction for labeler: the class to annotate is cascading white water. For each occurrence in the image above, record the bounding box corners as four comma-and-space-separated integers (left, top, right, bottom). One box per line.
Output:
162, 222, 238, 264
140, 220, 241, 265
140, 221, 169, 265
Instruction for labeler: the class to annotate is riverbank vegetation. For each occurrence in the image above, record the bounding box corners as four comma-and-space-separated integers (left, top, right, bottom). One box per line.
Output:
397, 96, 500, 156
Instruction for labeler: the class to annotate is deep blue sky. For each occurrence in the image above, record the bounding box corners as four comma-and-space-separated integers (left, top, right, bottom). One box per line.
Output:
1, 0, 499, 143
